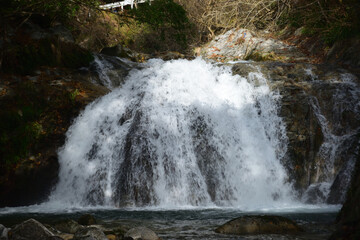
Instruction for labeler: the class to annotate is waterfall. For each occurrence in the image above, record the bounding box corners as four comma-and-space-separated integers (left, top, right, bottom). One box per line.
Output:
301, 70, 360, 204
48, 58, 295, 208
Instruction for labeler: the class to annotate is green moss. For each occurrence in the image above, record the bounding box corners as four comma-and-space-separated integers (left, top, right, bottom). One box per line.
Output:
69, 89, 80, 101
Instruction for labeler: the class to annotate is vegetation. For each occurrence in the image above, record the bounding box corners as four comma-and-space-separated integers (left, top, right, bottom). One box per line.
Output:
279, 0, 360, 45
129, 0, 191, 51
0, 0, 99, 23
174, 0, 360, 45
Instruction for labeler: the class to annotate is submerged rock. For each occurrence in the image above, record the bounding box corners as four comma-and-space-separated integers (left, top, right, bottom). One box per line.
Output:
124, 227, 160, 240
8, 219, 54, 240
78, 215, 97, 226
215, 215, 302, 235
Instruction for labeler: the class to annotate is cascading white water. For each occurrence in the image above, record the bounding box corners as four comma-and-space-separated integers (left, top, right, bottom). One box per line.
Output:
48, 58, 295, 209
302, 72, 360, 203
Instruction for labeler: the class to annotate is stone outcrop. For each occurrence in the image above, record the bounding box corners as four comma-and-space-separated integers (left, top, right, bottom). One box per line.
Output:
215, 215, 302, 235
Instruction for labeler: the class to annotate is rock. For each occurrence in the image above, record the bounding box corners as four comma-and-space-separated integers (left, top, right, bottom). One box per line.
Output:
124, 227, 159, 240
101, 226, 127, 237
8, 219, 54, 240
0, 224, 9, 240
201, 28, 306, 62
326, 38, 360, 69
232, 61, 360, 201
57, 233, 73, 240
53, 219, 84, 234
105, 235, 116, 240
78, 215, 97, 226
89, 54, 138, 88
73, 227, 107, 240
330, 155, 360, 240
301, 183, 331, 204
215, 215, 302, 235
155, 51, 185, 61
50, 24, 75, 43
100, 45, 135, 60
0, 155, 59, 207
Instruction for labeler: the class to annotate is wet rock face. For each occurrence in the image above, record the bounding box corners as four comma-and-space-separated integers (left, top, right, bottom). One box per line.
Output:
215, 215, 302, 235
330, 155, 360, 240
232, 62, 360, 203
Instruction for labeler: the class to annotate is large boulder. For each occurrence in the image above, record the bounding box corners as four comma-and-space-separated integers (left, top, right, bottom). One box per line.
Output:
8, 219, 54, 240
124, 227, 160, 240
215, 215, 302, 235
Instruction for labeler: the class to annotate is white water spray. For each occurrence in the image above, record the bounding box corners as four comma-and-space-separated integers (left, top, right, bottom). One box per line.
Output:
49, 58, 294, 209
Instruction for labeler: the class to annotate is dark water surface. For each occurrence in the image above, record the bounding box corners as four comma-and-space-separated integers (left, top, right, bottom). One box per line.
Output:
0, 207, 339, 239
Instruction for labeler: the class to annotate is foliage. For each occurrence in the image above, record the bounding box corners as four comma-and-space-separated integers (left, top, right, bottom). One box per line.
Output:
278, 0, 360, 45
0, 0, 100, 23
70, 89, 80, 101
0, 83, 45, 166
175, 0, 360, 45
174, 0, 289, 40
2, 37, 94, 74
129, 0, 191, 49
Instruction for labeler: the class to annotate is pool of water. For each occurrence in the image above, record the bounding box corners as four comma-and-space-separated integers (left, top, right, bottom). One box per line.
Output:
0, 206, 340, 239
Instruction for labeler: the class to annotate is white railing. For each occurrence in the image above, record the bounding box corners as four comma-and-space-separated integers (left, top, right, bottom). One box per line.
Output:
99, 0, 153, 10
